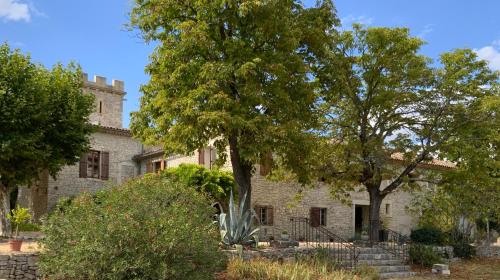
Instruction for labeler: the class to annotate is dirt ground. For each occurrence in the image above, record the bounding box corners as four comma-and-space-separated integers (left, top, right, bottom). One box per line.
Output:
409, 258, 500, 280
0, 240, 41, 253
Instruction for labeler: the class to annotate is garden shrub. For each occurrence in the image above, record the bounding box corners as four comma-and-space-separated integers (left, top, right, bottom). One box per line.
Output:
410, 227, 446, 245
408, 244, 442, 267
161, 163, 234, 203
17, 223, 40, 232
39, 175, 225, 280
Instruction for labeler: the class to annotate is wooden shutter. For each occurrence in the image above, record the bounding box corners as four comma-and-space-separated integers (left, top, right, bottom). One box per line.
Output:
146, 161, 153, 173
254, 206, 262, 224
259, 152, 273, 176
79, 154, 87, 178
267, 206, 274, 226
100, 151, 109, 180
310, 207, 321, 227
198, 148, 205, 165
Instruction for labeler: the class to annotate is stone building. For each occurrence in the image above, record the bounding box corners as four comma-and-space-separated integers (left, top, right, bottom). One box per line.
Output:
134, 149, 454, 240
18, 74, 143, 219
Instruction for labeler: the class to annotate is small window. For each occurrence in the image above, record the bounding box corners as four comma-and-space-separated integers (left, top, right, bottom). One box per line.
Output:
255, 206, 274, 226
310, 207, 327, 227
209, 147, 217, 169
87, 150, 100, 178
152, 160, 166, 173
385, 203, 392, 217
98, 101, 103, 114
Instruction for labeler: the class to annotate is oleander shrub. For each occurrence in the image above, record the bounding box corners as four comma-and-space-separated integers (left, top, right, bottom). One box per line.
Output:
408, 244, 442, 267
39, 175, 225, 280
410, 227, 446, 245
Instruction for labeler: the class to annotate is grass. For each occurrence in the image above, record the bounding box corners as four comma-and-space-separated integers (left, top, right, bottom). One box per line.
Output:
217, 257, 379, 280
410, 257, 500, 280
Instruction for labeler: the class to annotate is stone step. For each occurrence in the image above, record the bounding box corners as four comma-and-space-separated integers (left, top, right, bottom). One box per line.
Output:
375, 265, 411, 273
357, 259, 404, 266
358, 253, 400, 260
379, 271, 416, 279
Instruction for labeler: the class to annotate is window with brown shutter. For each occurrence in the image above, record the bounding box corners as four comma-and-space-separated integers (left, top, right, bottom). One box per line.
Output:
310, 207, 327, 227
79, 154, 87, 178
100, 151, 109, 180
255, 205, 274, 226
145, 161, 153, 173
86, 150, 100, 178
198, 148, 205, 165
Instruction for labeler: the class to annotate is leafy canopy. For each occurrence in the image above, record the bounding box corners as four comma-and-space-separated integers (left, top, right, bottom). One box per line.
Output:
129, 0, 338, 169
0, 43, 94, 187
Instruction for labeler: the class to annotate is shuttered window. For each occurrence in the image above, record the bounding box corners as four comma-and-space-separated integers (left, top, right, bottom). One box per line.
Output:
78, 150, 109, 180
310, 207, 327, 227
198, 148, 205, 165
255, 205, 274, 226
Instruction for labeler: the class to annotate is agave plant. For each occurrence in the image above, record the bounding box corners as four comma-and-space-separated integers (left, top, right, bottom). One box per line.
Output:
215, 190, 259, 246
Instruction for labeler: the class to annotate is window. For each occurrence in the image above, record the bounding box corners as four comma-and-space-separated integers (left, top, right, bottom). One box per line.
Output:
87, 150, 100, 178
255, 205, 274, 226
153, 160, 166, 173
98, 101, 103, 114
385, 203, 392, 217
79, 150, 109, 180
310, 207, 327, 227
209, 147, 217, 169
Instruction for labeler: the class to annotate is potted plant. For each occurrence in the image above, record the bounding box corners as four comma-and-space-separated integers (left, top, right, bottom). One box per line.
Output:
280, 230, 289, 241
361, 226, 369, 241
6, 206, 31, 251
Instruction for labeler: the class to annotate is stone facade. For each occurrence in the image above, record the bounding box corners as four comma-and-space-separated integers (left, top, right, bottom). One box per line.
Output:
0, 253, 39, 280
18, 74, 144, 216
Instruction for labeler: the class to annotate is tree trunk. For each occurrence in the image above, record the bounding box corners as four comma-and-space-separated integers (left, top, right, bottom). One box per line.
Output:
368, 189, 383, 243
0, 185, 12, 237
228, 134, 253, 212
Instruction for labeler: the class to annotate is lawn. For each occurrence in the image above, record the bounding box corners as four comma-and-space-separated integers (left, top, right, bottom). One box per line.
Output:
410, 258, 500, 280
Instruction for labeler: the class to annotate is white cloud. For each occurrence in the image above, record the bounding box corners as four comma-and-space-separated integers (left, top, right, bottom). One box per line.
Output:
0, 0, 30, 22
475, 43, 500, 71
341, 14, 374, 27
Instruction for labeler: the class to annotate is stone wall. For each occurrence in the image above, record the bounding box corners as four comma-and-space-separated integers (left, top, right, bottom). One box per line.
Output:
45, 130, 142, 210
83, 74, 125, 129
0, 253, 39, 280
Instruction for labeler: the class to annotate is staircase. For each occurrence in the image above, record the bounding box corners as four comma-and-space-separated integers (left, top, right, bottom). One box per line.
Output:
357, 247, 415, 279
289, 217, 415, 279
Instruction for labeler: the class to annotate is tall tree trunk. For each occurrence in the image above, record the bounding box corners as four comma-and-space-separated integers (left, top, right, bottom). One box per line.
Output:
228, 134, 252, 211
0, 184, 12, 237
368, 188, 383, 242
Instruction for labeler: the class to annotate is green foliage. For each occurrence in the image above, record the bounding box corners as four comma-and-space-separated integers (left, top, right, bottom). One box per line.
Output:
409, 244, 443, 268
410, 227, 446, 245
451, 241, 475, 259
311, 24, 499, 240
6, 206, 31, 237
0, 43, 94, 186
161, 163, 234, 203
217, 191, 258, 246
129, 0, 339, 201
39, 176, 225, 280
226, 257, 378, 280
17, 223, 40, 232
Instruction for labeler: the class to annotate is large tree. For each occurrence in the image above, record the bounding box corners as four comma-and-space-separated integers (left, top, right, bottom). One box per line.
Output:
129, 0, 338, 208
315, 25, 499, 241
0, 44, 94, 235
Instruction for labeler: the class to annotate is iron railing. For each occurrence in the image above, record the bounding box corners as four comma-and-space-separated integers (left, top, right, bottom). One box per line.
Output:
290, 217, 359, 268
375, 227, 411, 262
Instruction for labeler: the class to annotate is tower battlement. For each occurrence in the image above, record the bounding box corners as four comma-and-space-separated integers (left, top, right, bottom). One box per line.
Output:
82, 73, 125, 93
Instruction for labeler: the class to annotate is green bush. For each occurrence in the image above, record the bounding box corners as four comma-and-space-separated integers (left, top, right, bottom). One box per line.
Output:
161, 163, 234, 203
17, 223, 40, 232
452, 241, 475, 259
410, 227, 446, 245
39, 175, 226, 280
408, 244, 442, 267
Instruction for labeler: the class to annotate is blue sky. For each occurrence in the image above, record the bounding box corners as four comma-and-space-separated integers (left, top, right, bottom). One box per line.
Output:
1, 0, 499, 128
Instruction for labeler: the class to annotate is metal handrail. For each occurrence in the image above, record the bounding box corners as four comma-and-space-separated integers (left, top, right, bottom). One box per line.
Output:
375, 227, 411, 262
290, 217, 359, 268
